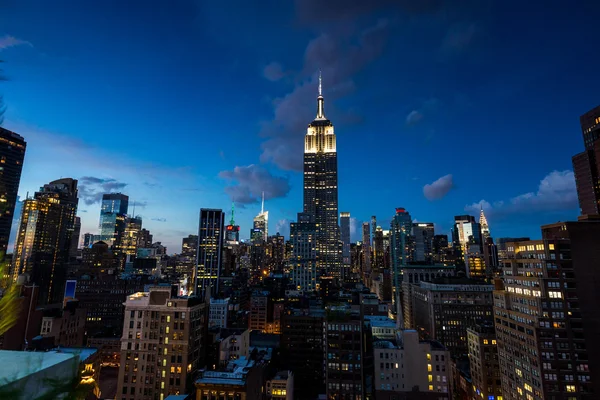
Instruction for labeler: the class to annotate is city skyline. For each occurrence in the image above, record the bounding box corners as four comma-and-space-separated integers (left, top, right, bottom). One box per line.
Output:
2, 2, 600, 253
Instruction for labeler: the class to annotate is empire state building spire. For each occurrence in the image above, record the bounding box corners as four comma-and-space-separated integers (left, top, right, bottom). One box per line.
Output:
316, 69, 326, 120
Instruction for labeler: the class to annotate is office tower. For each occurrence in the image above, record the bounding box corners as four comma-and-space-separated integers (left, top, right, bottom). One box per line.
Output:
412, 276, 494, 356
432, 234, 449, 263
225, 203, 240, 245
390, 207, 412, 319
138, 228, 153, 248
82, 232, 94, 248
281, 308, 325, 399
371, 215, 377, 245
340, 212, 351, 278
361, 222, 371, 278
119, 216, 142, 256
289, 212, 317, 292
181, 234, 198, 267
196, 208, 224, 299
413, 222, 434, 263
483, 236, 499, 276
99, 193, 129, 249
325, 306, 364, 399
69, 216, 81, 258
401, 264, 455, 329
253, 193, 268, 242
572, 105, 600, 214
117, 287, 207, 400
373, 330, 451, 396
467, 322, 502, 400
495, 237, 530, 260
479, 208, 490, 241
12, 178, 78, 304
266, 233, 285, 271
452, 215, 482, 259
495, 218, 600, 399
303, 73, 342, 278
373, 226, 384, 269
249, 290, 270, 331
0, 127, 26, 257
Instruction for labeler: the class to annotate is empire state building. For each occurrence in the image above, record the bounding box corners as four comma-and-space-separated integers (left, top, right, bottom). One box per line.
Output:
303, 73, 342, 278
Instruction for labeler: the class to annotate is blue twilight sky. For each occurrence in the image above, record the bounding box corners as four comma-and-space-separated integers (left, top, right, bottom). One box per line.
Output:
1, 0, 599, 253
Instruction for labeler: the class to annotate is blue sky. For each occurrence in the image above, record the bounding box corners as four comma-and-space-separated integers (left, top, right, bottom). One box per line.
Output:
1, 0, 598, 253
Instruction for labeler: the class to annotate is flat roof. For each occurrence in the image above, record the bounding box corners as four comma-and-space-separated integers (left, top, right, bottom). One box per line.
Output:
0, 350, 77, 384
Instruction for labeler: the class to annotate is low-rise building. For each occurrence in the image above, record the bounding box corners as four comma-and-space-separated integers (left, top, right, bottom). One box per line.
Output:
209, 298, 230, 329
266, 371, 293, 400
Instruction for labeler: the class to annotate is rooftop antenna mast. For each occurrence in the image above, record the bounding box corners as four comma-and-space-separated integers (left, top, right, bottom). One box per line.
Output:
261, 191, 265, 214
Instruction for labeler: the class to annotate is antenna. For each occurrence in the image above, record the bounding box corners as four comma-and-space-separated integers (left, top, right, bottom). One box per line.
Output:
230, 202, 235, 226
261, 191, 265, 214
318, 69, 322, 96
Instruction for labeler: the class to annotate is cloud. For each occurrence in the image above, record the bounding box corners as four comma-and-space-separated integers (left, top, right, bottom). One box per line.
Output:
218, 164, 291, 205
349, 217, 361, 242
406, 110, 423, 126
259, 18, 391, 171
78, 176, 128, 205
151, 217, 167, 222
465, 170, 578, 217
275, 218, 291, 238
263, 62, 286, 82
0, 35, 32, 51
423, 174, 454, 200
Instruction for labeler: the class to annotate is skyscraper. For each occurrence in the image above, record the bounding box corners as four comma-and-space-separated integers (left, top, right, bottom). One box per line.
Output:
572, 105, 600, 215
390, 207, 413, 320
196, 208, 224, 299
225, 203, 240, 245
252, 193, 268, 243
99, 193, 129, 249
12, 178, 78, 304
361, 222, 371, 277
0, 127, 26, 257
340, 212, 351, 278
119, 216, 142, 256
452, 214, 482, 257
479, 207, 490, 241
289, 212, 317, 292
303, 73, 342, 278
412, 222, 434, 263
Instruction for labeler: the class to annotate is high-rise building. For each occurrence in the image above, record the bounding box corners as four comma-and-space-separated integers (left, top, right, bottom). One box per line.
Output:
373, 226, 384, 269
494, 217, 600, 399
12, 178, 78, 304
70, 216, 81, 258
303, 73, 342, 279
83, 232, 94, 248
196, 208, 224, 299
432, 234, 449, 263
572, 105, 600, 215
99, 193, 129, 249
390, 207, 413, 319
138, 228, 153, 249
289, 212, 317, 292
412, 276, 494, 356
467, 322, 502, 400
0, 127, 26, 257
225, 203, 240, 245
361, 222, 371, 278
117, 287, 207, 400
452, 215, 482, 260
119, 216, 142, 256
340, 212, 351, 279
181, 234, 198, 267
253, 193, 268, 243
413, 222, 434, 263
479, 208, 490, 241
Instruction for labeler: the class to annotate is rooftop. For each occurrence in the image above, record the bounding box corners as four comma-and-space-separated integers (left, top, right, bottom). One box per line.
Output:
364, 315, 396, 328
0, 350, 77, 384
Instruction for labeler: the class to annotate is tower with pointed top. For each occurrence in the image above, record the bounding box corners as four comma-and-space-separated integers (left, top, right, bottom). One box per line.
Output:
479, 207, 490, 241
225, 202, 240, 245
303, 71, 342, 279
252, 193, 268, 243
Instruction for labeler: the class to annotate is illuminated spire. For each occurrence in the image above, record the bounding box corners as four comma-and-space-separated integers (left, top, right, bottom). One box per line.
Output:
316, 69, 325, 119
261, 191, 265, 214
480, 206, 490, 239
230, 202, 235, 226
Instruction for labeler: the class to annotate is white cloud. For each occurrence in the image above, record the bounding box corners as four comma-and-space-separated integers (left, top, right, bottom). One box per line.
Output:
423, 174, 454, 200
465, 170, 578, 217
406, 110, 423, 125
0, 35, 32, 51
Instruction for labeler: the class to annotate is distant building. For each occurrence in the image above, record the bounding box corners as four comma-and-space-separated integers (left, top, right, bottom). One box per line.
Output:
452, 215, 482, 260
266, 370, 294, 400
117, 288, 207, 400
83, 232, 94, 248
289, 213, 317, 292
249, 291, 270, 332
196, 208, 224, 299
119, 216, 142, 256
0, 127, 26, 257
99, 193, 128, 249
432, 235, 449, 263
195, 356, 267, 400
209, 297, 230, 329
225, 204, 240, 245
412, 222, 434, 263
340, 212, 351, 279
12, 178, 79, 304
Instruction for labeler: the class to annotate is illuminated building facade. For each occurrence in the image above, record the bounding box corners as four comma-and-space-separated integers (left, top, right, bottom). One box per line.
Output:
117, 287, 206, 400
12, 178, 78, 305
494, 218, 600, 399
467, 322, 502, 400
452, 214, 482, 260
390, 207, 413, 318
119, 216, 142, 256
0, 127, 26, 257
99, 193, 129, 249
253, 193, 268, 243
225, 203, 240, 245
413, 222, 434, 263
303, 73, 342, 279
195, 208, 224, 299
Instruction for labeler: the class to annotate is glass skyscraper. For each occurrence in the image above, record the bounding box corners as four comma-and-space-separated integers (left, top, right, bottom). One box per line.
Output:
99, 193, 128, 249
303, 74, 342, 279
196, 208, 224, 299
